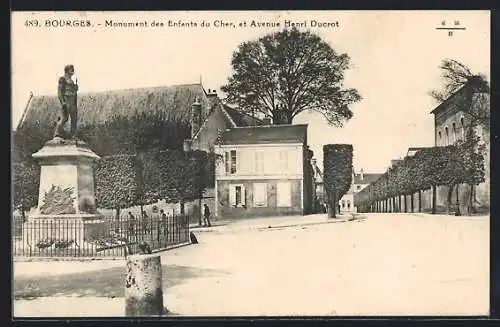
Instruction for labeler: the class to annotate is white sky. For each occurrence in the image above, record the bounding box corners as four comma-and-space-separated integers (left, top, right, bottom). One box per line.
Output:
11, 11, 490, 172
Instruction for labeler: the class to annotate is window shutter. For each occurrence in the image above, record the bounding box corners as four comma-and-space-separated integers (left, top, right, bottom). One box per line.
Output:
277, 182, 292, 207
225, 152, 230, 173
229, 185, 236, 206
236, 150, 241, 172
242, 185, 246, 205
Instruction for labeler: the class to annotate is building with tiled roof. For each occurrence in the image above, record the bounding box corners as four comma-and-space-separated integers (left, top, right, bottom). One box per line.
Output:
339, 169, 383, 213
214, 124, 314, 218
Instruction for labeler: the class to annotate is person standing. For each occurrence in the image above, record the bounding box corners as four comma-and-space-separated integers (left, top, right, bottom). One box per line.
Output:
128, 211, 136, 236
160, 209, 168, 237
55, 64, 79, 139
203, 204, 212, 227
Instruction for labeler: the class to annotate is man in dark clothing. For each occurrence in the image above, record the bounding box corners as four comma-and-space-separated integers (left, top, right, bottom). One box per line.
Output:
203, 204, 212, 227
160, 209, 168, 237
142, 211, 151, 234
128, 212, 136, 236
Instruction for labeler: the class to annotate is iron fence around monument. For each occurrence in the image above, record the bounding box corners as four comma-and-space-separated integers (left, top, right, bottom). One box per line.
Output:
12, 213, 190, 258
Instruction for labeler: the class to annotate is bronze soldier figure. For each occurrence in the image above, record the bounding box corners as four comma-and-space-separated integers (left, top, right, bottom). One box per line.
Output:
54, 64, 78, 138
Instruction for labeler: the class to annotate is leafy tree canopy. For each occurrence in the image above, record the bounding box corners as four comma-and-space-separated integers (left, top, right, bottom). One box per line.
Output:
221, 28, 361, 126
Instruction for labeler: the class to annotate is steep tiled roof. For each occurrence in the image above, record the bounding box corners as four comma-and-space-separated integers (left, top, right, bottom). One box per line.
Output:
430, 77, 489, 115
219, 124, 308, 145
223, 106, 262, 127
17, 83, 209, 129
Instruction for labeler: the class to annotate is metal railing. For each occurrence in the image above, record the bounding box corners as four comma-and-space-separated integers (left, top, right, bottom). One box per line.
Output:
12, 214, 190, 258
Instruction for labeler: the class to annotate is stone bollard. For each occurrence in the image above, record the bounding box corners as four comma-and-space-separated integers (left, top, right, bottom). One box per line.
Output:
125, 254, 164, 317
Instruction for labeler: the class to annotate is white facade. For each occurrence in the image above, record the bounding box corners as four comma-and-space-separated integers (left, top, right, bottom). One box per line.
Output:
215, 143, 304, 180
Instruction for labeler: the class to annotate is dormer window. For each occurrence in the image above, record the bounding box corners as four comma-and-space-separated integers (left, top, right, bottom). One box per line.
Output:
460, 117, 465, 139
452, 123, 457, 143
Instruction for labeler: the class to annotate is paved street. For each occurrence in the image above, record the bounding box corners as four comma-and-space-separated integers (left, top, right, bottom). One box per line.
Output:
13, 213, 489, 317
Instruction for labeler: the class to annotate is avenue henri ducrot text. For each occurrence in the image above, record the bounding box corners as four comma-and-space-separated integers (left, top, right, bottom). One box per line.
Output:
24, 18, 340, 29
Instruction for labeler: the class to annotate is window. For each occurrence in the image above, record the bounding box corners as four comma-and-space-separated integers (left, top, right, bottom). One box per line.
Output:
452, 123, 457, 143
357, 185, 361, 190
225, 152, 230, 173
229, 184, 246, 207
230, 150, 237, 174
253, 183, 268, 207
279, 150, 288, 171
347, 200, 351, 209
460, 117, 465, 139
342, 200, 345, 208
445, 127, 449, 145
438, 131, 442, 142
276, 182, 292, 207
254, 151, 265, 173
225, 150, 238, 174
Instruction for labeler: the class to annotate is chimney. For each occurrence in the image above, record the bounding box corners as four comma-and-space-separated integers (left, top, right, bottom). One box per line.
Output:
206, 89, 219, 114
191, 97, 202, 138
360, 168, 364, 181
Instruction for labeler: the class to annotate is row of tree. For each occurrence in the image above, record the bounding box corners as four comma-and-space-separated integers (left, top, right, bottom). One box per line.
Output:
95, 150, 217, 222
354, 137, 485, 214
323, 144, 353, 218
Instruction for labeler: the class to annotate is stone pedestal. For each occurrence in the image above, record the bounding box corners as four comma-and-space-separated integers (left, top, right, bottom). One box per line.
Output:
28, 137, 106, 246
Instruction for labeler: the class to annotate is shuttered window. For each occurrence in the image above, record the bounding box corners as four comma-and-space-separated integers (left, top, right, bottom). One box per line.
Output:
230, 150, 237, 174
253, 183, 267, 207
276, 182, 292, 207
229, 184, 246, 207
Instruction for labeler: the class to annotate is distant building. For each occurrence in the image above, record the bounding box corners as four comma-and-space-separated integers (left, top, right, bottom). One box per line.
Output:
214, 124, 314, 218
430, 78, 490, 213
311, 158, 325, 210
339, 169, 382, 213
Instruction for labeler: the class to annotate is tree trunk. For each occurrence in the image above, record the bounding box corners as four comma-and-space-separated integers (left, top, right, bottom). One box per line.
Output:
446, 185, 454, 214
180, 200, 185, 215
410, 193, 414, 213
418, 190, 422, 213
431, 186, 437, 214
198, 198, 202, 226
140, 204, 144, 218
328, 192, 337, 218
455, 184, 461, 216
403, 195, 407, 213
468, 184, 474, 215
21, 209, 26, 223
115, 207, 121, 233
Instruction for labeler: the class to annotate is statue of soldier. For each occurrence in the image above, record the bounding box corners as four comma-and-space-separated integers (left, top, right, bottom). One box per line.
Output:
54, 64, 78, 139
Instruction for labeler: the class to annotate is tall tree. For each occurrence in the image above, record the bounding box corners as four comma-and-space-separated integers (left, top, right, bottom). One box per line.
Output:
323, 144, 353, 218
221, 28, 361, 125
